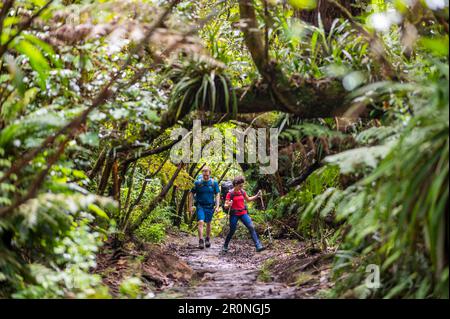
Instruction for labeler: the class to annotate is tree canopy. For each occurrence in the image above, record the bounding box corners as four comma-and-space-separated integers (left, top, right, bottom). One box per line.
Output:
0, 0, 448, 299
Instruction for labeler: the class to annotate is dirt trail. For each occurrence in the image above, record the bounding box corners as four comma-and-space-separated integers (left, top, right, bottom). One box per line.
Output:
95, 232, 333, 298
161, 234, 332, 299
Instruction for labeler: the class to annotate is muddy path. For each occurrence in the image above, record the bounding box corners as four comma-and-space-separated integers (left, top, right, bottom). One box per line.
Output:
95, 231, 334, 299
159, 233, 333, 299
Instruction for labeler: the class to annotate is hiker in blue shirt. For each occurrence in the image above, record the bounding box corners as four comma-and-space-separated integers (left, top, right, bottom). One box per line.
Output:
188, 166, 220, 249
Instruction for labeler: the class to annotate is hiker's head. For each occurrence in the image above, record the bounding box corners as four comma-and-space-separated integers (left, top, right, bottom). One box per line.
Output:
232, 176, 245, 189
202, 167, 211, 180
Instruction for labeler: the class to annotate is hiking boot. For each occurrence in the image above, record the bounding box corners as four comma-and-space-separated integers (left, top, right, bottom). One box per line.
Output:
198, 239, 205, 249
205, 237, 211, 248
256, 245, 266, 253
222, 245, 229, 253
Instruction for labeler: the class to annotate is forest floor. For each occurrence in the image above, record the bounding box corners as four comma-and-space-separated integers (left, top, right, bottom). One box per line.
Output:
95, 231, 335, 299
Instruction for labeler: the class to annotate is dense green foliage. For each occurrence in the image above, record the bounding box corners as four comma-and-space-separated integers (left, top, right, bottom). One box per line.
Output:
0, 0, 448, 298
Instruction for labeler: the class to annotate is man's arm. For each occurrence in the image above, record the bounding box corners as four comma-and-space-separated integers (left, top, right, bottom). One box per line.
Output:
214, 181, 220, 211
188, 190, 195, 215
215, 193, 220, 211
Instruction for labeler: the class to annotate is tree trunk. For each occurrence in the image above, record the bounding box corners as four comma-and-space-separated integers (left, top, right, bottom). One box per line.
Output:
296, 0, 364, 31
176, 163, 204, 228
128, 163, 184, 233
120, 154, 169, 231
88, 148, 107, 180
171, 186, 179, 226
122, 162, 137, 215
97, 149, 114, 195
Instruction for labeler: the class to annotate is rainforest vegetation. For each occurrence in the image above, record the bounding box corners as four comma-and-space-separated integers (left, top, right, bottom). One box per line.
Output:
0, 0, 448, 299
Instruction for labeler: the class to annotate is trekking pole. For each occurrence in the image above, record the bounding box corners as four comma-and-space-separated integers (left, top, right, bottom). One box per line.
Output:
226, 200, 233, 227
259, 190, 273, 244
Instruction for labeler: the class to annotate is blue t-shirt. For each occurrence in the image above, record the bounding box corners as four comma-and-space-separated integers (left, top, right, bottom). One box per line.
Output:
191, 178, 220, 206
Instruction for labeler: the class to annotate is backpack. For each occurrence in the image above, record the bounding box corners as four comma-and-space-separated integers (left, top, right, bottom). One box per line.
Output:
220, 180, 233, 209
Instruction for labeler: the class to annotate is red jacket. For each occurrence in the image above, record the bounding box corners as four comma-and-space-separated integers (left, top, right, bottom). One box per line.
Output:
226, 190, 247, 215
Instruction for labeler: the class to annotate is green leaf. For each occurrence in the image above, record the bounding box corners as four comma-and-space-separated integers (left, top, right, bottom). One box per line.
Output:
23, 34, 62, 68
419, 36, 449, 57
88, 204, 110, 220
310, 31, 319, 61
4, 54, 26, 96
2, 17, 21, 28
219, 75, 229, 114
24, 87, 39, 105
201, 75, 209, 108
209, 71, 216, 112
79, 132, 100, 147
288, 0, 317, 10
14, 40, 50, 89
176, 87, 191, 120
31, 0, 47, 6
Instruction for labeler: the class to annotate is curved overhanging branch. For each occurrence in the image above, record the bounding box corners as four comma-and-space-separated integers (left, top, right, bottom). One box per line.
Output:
158, 76, 351, 133
156, 0, 351, 131
237, 0, 348, 116
235, 79, 349, 117
238, 0, 300, 114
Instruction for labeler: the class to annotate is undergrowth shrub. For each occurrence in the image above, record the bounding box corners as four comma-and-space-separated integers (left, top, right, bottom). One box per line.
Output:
133, 205, 174, 243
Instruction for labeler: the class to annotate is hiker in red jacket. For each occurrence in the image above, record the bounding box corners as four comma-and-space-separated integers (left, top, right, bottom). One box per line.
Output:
223, 176, 265, 253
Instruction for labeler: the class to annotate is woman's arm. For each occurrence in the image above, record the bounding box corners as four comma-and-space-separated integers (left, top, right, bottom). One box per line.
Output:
244, 190, 261, 202
224, 199, 232, 209
224, 193, 232, 209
